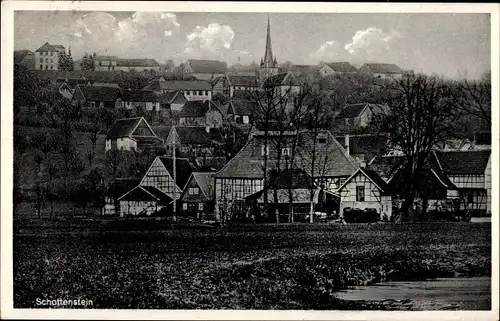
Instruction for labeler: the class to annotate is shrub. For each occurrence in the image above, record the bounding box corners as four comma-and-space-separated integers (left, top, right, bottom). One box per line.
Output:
343, 208, 379, 223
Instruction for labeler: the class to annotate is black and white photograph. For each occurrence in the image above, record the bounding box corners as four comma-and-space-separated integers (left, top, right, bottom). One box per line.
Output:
1, 2, 498, 319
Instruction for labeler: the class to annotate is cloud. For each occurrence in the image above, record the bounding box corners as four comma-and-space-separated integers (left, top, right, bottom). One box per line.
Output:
69, 12, 180, 59
344, 27, 405, 61
308, 40, 349, 63
309, 27, 406, 65
184, 23, 235, 58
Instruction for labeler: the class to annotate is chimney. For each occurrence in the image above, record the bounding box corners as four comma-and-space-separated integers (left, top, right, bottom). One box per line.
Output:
344, 134, 350, 155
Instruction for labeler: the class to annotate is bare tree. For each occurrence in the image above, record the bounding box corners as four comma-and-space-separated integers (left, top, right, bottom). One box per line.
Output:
374, 73, 459, 221
105, 149, 123, 179
450, 72, 491, 127
46, 163, 58, 219
85, 148, 95, 169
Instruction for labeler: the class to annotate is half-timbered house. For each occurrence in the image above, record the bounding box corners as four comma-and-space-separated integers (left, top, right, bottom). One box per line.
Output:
180, 172, 215, 219
213, 129, 358, 220
337, 168, 392, 220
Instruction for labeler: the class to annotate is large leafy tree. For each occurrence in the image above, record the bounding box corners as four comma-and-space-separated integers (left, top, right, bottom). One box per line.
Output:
58, 52, 74, 71
80, 53, 95, 71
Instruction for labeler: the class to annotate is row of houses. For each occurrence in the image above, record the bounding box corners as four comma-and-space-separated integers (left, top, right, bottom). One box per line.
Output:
102, 123, 492, 220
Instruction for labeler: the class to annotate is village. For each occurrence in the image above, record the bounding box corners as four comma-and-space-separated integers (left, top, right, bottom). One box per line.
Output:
13, 18, 492, 224
7, 7, 496, 313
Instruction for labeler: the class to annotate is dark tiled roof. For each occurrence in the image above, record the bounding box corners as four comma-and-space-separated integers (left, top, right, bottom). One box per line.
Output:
215, 130, 358, 179
174, 126, 224, 145
179, 100, 219, 117
141, 186, 173, 202
336, 103, 389, 119
362, 63, 403, 74
187, 59, 227, 74
158, 157, 197, 189
192, 172, 215, 198
35, 42, 65, 52
95, 55, 118, 61
197, 156, 227, 172
106, 117, 143, 138
144, 80, 211, 91
231, 90, 253, 100
159, 90, 186, 104
268, 168, 314, 189
14, 50, 34, 64
77, 85, 122, 102
324, 62, 358, 73
133, 136, 163, 144
103, 178, 141, 198
227, 99, 253, 115
116, 58, 159, 67
122, 89, 159, 102
226, 75, 259, 87
363, 169, 389, 192
367, 155, 405, 179
436, 150, 491, 175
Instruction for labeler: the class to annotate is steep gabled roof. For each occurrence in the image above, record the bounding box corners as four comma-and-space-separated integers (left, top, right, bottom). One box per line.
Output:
436, 150, 491, 175
119, 185, 173, 202
187, 59, 227, 74
159, 90, 186, 104
227, 99, 253, 116
362, 63, 403, 74
337, 168, 390, 194
336, 103, 389, 119
179, 100, 220, 118
324, 62, 358, 73
122, 89, 159, 102
192, 172, 215, 198
103, 178, 141, 198
116, 58, 159, 67
158, 156, 197, 189
173, 126, 224, 145
35, 42, 65, 53
226, 75, 259, 87
76, 85, 122, 102
106, 117, 153, 139
14, 50, 34, 64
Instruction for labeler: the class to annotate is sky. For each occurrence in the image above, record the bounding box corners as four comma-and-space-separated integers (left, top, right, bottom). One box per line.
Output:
14, 11, 491, 79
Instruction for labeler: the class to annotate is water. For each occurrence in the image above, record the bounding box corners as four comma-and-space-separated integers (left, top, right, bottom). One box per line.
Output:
335, 277, 491, 310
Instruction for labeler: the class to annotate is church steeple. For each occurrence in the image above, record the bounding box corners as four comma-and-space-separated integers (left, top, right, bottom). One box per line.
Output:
263, 16, 274, 67
259, 16, 279, 81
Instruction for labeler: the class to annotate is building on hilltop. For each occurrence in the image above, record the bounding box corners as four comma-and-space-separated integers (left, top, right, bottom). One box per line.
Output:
359, 63, 403, 80
319, 62, 358, 77
334, 103, 390, 133
183, 59, 227, 81
93, 55, 118, 71
259, 17, 280, 81
115, 58, 160, 72
35, 42, 66, 70
144, 78, 212, 101
72, 84, 122, 109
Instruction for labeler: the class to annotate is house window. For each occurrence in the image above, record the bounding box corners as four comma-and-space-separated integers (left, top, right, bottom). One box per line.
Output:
467, 193, 474, 204
261, 145, 269, 156
224, 184, 232, 194
205, 91, 208, 95
189, 187, 199, 195
318, 137, 327, 144
356, 186, 365, 202
198, 203, 204, 211
244, 184, 252, 194
89, 101, 96, 108
40, 64, 43, 70
281, 147, 291, 156
182, 203, 188, 210
198, 91, 202, 95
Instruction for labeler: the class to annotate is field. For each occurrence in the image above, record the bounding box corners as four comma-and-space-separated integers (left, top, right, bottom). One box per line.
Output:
13, 222, 491, 309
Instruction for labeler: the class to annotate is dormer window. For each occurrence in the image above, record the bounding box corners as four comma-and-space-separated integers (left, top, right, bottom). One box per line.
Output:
281, 147, 291, 156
